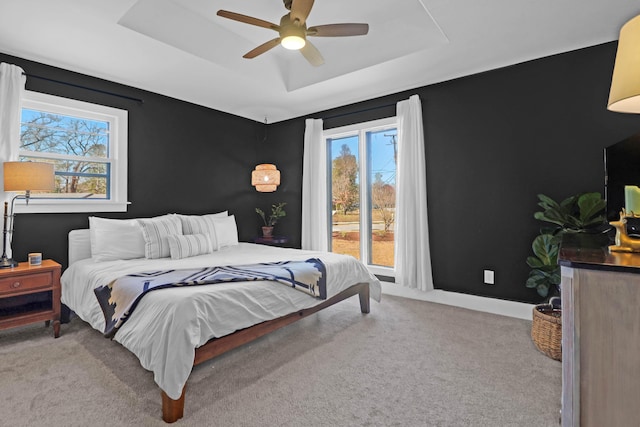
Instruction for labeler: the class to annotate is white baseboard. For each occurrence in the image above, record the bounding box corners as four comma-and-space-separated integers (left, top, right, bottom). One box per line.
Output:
380, 282, 533, 321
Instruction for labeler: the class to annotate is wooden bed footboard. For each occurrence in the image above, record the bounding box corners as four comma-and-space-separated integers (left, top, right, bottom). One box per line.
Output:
161, 282, 371, 423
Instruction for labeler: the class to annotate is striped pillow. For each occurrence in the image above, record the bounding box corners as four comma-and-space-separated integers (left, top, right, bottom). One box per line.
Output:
167, 234, 211, 260
138, 215, 182, 259
178, 215, 219, 251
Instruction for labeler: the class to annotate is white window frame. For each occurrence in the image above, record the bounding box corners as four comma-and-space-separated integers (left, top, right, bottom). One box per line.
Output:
324, 116, 397, 277
16, 91, 128, 213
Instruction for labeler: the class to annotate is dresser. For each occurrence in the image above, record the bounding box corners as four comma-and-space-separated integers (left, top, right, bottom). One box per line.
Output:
0, 259, 62, 338
559, 234, 640, 426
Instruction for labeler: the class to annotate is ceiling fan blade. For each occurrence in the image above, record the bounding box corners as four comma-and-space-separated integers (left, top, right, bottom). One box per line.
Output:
217, 10, 279, 31
243, 38, 282, 59
289, 0, 314, 25
307, 23, 369, 37
300, 41, 324, 66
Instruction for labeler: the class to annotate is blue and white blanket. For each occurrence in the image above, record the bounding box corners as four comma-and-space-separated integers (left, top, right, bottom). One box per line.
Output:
94, 258, 326, 337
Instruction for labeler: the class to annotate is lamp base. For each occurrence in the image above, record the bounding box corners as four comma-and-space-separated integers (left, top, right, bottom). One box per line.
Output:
0, 256, 18, 269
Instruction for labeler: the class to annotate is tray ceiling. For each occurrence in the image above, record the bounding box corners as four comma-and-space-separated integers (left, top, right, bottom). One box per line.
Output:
0, 0, 637, 122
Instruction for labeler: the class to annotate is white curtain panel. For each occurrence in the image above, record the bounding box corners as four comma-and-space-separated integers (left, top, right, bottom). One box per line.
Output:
301, 118, 328, 251
395, 95, 434, 291
0, 63, 26, 258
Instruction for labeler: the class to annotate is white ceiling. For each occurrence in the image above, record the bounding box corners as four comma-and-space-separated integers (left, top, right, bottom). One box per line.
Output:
0, 0, 638, 123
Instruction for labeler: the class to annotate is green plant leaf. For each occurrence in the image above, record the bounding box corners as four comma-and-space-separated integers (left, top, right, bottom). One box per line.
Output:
526, 271, 543, 288
255, 208, 267, 225
526, 271, 554, 297
531, 234, 559, 265
577, 192, 606, 226
537, 194, 561, 211
526, 256, 544, 268
539, 225, 561, 235
533, 211, 566, 227
534, 210, 567, 227
559, 194, 579, 210
536, 283, 549, 297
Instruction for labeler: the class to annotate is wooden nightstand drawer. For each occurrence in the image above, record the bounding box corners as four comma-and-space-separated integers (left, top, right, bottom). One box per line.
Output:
0, 272, 52, 295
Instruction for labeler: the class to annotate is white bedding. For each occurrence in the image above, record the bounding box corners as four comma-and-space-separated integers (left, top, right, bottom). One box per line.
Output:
61, 242, 381, 400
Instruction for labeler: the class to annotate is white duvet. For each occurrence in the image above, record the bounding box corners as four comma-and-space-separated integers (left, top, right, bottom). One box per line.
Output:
61, 243, 381, 400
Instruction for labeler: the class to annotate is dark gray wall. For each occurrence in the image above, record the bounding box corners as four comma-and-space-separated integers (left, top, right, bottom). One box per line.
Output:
4, 41, 640, 304
262, 42, 640, 303
0, 52, 265, 269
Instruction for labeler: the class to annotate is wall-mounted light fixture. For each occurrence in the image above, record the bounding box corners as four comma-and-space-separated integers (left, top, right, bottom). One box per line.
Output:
608, 14, 640, 113
1, 161, 55, 268
251, 164, 280, 192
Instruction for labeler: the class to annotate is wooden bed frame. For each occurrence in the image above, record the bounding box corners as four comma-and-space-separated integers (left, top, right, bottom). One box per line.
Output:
160, 281, 370, 423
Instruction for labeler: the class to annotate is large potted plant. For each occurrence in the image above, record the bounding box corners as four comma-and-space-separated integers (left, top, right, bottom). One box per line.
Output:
526, 192, 607, 298
256, 202, 286, 238
526, 192, 607, 360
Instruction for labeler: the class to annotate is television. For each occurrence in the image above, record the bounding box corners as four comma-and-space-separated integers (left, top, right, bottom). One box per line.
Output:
604, 132, 640, 231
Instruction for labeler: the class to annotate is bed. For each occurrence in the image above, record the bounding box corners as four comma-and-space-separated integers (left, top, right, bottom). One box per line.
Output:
60, 215, 381, 423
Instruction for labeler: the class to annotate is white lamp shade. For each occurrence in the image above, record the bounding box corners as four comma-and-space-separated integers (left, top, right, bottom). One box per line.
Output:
3, 161, 55, 192
608, 14, 640, 113
251, 164, 281, 192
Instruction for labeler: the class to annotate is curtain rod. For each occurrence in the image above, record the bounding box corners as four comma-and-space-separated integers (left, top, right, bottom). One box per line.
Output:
22, 72, 144, 103
321, 102, 397, 121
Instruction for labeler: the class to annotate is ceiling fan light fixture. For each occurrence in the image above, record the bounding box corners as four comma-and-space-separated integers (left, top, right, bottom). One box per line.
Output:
281, 35, 306, 50
218, 2, 369, 65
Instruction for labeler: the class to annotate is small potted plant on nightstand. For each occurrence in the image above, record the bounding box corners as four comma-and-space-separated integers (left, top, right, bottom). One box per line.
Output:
256, 202, 286, 238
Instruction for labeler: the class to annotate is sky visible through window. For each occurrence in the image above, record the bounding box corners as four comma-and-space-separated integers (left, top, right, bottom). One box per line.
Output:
330, 128, 397, 186
20, 109, 109, 156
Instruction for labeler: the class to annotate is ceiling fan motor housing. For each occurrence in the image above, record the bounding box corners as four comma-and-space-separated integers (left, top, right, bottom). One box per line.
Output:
279, 14, 307, 49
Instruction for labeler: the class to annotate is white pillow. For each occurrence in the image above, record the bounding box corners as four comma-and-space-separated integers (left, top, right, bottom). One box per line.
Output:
206, 211, 228, 218
138, 215, 183, 259
167, 233, 211, 260
89, 217, 146, 262
178, 215, 220, 250
212, 214, 239, 248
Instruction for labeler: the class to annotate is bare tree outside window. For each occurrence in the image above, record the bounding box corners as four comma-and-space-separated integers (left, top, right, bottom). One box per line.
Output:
20, 110, 110, 198
372, 172, 396, 233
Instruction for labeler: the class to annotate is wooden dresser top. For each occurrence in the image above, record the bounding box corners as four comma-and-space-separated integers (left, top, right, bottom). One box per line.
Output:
559, 232, 640, 273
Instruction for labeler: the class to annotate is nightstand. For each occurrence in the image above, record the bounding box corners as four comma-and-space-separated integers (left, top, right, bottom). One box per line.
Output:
0, 259, 62, 338
253, 236, 290, 247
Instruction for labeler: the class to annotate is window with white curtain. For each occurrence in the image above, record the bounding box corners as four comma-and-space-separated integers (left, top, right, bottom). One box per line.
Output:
16, 91, 128, 213
324, 117, 397, 276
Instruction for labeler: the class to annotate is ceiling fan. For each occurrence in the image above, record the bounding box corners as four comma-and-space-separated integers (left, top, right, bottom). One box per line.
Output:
217, 0, 369, 66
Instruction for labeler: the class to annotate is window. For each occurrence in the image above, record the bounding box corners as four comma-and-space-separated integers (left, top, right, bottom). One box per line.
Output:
325, 117, 397, 276
16, 91, 128, 213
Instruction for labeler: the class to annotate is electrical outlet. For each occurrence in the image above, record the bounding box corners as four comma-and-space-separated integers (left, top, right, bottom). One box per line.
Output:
483, 269, 495, 285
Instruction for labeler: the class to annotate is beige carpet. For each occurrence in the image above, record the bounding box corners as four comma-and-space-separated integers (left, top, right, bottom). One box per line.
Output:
0, 294, 561, 426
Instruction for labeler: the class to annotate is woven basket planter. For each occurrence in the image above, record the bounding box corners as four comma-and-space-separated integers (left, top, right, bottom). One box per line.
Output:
531, 304, 562, 361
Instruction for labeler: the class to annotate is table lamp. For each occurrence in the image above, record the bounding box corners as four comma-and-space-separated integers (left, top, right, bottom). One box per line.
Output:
1, 161, 55, 268
608, 14, 640, 113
